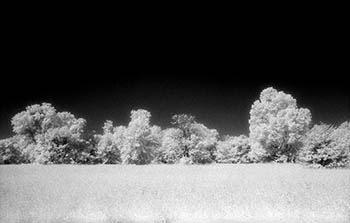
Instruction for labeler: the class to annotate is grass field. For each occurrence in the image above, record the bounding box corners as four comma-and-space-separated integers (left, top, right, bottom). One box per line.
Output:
0, 164, 349, 223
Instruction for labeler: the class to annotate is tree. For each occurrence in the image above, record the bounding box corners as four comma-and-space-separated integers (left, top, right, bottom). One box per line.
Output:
95, 121, 125, 164
215, 135, 251, 163
10, 103, 93, 164
157, 128, 183, 163
33, 113, 89, 164
187, 123, 218, 164
329, 122, 350, 167
299, 122, 350, 168
171, 114, 196, 135
11, 103, 57, 143
249, 87, 312, 162
121, 109, 161, 164
171, 114, 196, 158
0, 136, 25, 164
158, 114, 218, 164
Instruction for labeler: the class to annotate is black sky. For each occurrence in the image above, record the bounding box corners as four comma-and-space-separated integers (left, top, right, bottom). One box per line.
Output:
1, 72, 349, 139
1, 18, 349, 139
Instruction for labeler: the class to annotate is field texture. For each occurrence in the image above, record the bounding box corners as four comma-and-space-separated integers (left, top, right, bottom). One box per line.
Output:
0, 164, 349, 223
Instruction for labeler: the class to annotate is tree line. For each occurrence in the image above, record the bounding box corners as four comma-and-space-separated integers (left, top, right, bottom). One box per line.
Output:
1, 87, 349, 168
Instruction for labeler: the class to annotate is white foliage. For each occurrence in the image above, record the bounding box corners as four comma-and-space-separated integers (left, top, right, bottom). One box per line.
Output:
10, 103, 89, 164
215, 135, 251, 163
159, 121, 218, 164
96, 121, 125, 164
96, 110, 162, 165
157, 128, 183, 163
188, 123, 218, 164
121, 109, 161, 164
300, 122, 350, 167
249, 87, 312, 162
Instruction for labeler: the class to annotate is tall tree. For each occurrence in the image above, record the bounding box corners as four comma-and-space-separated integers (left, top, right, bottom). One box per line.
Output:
10, 103, 92, 164
171, 114, 196, 158
95, 120, 125, 164
249, 87, 312, 162
121, 109, 161, 164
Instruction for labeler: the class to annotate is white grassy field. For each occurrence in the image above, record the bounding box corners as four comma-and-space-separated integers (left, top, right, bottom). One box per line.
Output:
0, 164, 349, 223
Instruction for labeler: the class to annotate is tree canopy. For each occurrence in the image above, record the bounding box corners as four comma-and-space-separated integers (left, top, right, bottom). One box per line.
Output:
249, 87, 312, 162
1, 87, 349, 168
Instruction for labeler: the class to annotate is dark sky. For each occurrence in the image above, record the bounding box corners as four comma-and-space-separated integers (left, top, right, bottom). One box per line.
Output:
2, 14, 349, 139
0, 72, 349, 139
1, 14, 348, 139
